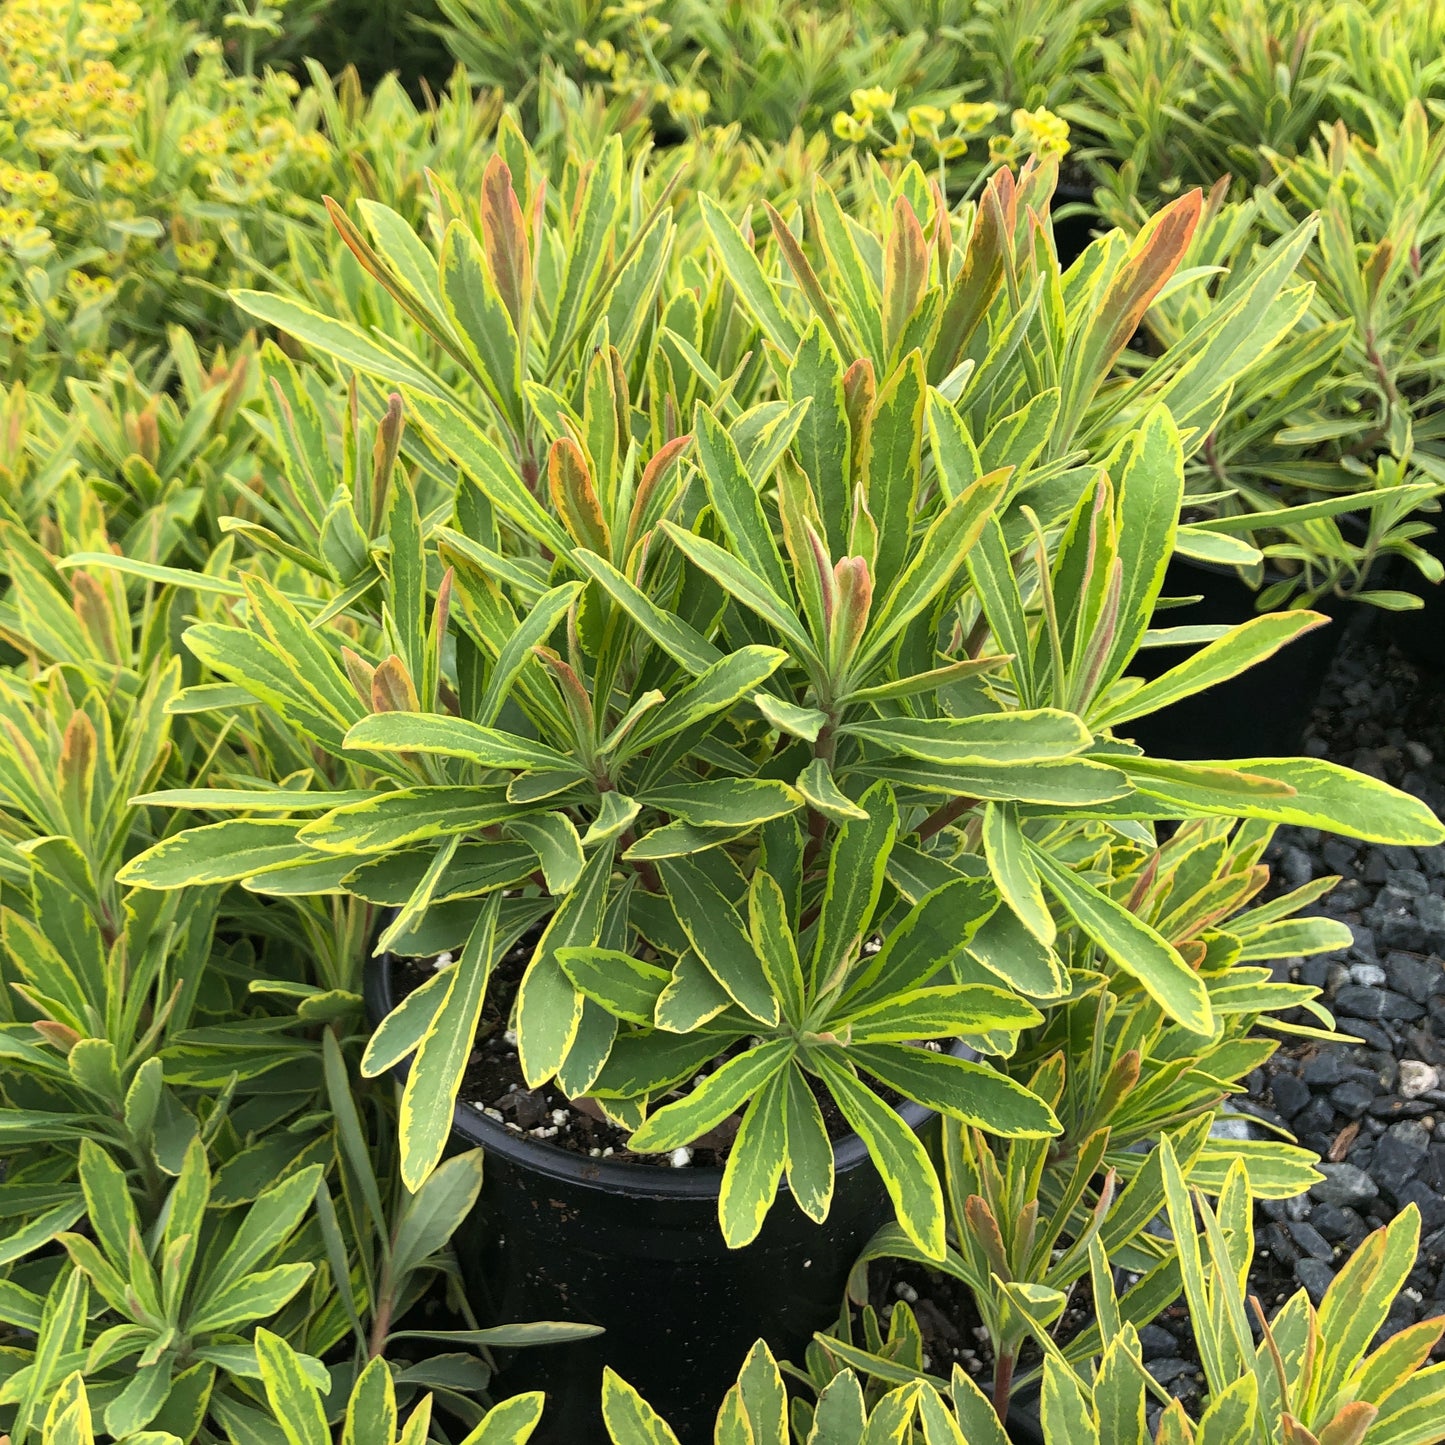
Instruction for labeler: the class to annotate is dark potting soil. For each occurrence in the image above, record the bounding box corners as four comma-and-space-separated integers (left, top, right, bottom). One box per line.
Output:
392, 928, 921, 1169
390, 935, 684, 1164
859, 1260, 1100, 1390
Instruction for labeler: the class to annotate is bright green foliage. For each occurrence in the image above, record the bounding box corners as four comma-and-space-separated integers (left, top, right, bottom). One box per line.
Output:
801, 1161, 1445, 1445
0, 0, 333, 390
1067, 1, 1445, 609
250, 1330, 547, 1445
1118, 103, 1445, 608
820, 816, 1352, 1416
431, 0, 1058, 172
0, 242, 576, 1443
576, 807, 1058, 1257
600, 1339, 1004, 1445
116, 159, 1441, 1253
1070, 0, 1445, 212
6, 5, 1445, 1439
1150, 1147, 1445, 1445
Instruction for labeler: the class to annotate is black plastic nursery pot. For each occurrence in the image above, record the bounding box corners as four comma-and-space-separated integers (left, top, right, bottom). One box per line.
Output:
366, 953, 958, 1445
1052, 182, 1099, 269
1385, 523, 1445, 675
1124, 555, 1347, 761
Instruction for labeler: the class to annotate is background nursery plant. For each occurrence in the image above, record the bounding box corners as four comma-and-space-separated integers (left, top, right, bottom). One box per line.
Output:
105, 134, 1443, 1431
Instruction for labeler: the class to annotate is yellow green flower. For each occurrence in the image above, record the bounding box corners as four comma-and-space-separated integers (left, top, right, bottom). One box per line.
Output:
665, 86, 708, 122
576, 38, 617, 71
1012, 107, 1070, 158
907, 104, 946, 136
850, 85, 896, 116
881, 125, 915, 159
949, 101, 999, 134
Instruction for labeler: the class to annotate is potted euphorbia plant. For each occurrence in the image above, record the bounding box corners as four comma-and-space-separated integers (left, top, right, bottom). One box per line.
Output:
1094, 121, 1445, 750
117, 158, 1443, 1440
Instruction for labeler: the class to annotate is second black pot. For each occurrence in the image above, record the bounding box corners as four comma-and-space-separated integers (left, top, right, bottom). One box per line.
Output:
1385, 520, 1445, 675
1123, 556, 1345, 760
1052, 182, 1099, 269
366, 954, 956, 1445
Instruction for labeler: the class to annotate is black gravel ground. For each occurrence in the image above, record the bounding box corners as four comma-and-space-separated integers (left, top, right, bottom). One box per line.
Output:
1246, 630, 1445, 1348
1136, 623, 1445, 1395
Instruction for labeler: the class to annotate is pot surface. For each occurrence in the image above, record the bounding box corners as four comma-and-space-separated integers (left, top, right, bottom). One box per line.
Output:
1385, 523, 1445, 674
1125, 556, 1343, 760
366, 952, 959, 1444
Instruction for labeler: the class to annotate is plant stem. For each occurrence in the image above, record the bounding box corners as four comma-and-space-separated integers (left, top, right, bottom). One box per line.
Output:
618, 826, 662, 893
367, 1286, 392, 1360
916, 794, 978, 843
803, 716, 838, 868
992, 1347, 1015, 1424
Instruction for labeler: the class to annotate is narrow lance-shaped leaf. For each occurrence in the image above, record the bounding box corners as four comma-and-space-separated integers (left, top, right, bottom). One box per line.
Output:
656, 855, 779, 1025
399, 900, 501, 1190
549, 437, 609, 554
1095, 611, 1330, 729
812, 1050, 946, 1260
718, 1068, 789, 1248
1057, 192, 1201, 447
693, 402, 790, 599
629, 1040, 794, 1153
982, 802, 1054, 946
515, 844, 615, 1086
1030, 845, 1213, 1034
439, 219, 525, 438
812, 782, 896, 995
862, 351, 925, 599
698, 194, 800, 354
786, 320, 850, 552
231, 291, 445, 397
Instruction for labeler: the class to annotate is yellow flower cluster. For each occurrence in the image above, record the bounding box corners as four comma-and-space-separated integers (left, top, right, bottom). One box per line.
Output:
832, 87, 1069, 173
573, 3, 707, 123
0, 0, 331, 379
833, 90, 1005, 163
1012, 106, 1071, 160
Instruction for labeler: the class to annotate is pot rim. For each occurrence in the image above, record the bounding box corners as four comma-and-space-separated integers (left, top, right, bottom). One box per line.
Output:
365, 948, 971, 1200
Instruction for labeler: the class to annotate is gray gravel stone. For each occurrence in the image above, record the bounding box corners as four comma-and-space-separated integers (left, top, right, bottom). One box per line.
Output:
1380, 916, 1428, 952
1310, 1202, 1361, 1241
1374, 1121, 1431, 1203
1288, 1221, 1335, 1262
1281, 846, 1314, 887
1331, 1080, 1375, 1118
1386, 869, 1430, 898
1137, 1325, 1177, 1359
1395, 1180, 1445, 1233
1296, 1096, 1336, 1136
1334, 986, 1425, 1021
1303, 1052, 1350, 1087
1310, 1163, 1380, 1208
1147, 1358, 1195, 1386
1415, 894, 1445, 933
1385, 953, 1445, 1004
1295, 1257, 1335, 1303
1271, 1073, 1311, 1119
